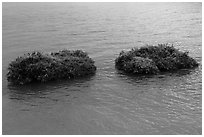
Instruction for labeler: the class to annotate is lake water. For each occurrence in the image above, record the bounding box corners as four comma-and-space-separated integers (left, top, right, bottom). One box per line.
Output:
2, 2, 202, 135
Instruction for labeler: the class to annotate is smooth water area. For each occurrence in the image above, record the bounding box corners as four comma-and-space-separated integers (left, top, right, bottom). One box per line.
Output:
2, 3, 202, 134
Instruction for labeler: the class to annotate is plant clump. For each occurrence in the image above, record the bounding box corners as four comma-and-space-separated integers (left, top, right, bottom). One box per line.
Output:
7, 50, 97, 85
115, 44, 199, 74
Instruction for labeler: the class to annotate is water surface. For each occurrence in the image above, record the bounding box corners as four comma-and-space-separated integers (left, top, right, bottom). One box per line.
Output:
2, 3, 202, 135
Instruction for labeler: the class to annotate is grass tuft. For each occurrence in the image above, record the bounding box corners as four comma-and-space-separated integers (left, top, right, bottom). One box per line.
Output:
115, 44, 199, 74
7, 50, 96, 85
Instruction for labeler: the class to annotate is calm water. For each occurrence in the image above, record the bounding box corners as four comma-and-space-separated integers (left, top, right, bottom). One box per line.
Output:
2, 3, 202, 135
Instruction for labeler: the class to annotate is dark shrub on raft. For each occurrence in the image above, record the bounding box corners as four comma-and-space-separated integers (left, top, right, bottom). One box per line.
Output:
7, 50, 97, 85
115, 44, 199, 74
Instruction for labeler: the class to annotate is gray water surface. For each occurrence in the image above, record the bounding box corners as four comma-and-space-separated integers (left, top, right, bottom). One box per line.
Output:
2, 3, 202, 135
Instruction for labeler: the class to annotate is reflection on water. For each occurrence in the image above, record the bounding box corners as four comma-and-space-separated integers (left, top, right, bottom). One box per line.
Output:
7, 74, 96, 108
2, 2, 202, 135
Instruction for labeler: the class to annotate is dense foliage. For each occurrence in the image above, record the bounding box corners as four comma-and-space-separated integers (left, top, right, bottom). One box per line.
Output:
7, 50, 97, 85
115, 44, 199, 74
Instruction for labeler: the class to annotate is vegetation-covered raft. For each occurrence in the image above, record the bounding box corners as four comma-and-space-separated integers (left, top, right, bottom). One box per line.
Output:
7, 50, 97, 85
115, 44, 199, 74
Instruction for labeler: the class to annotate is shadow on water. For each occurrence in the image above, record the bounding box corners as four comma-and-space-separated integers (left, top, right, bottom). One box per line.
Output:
7, 74, 96, 103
